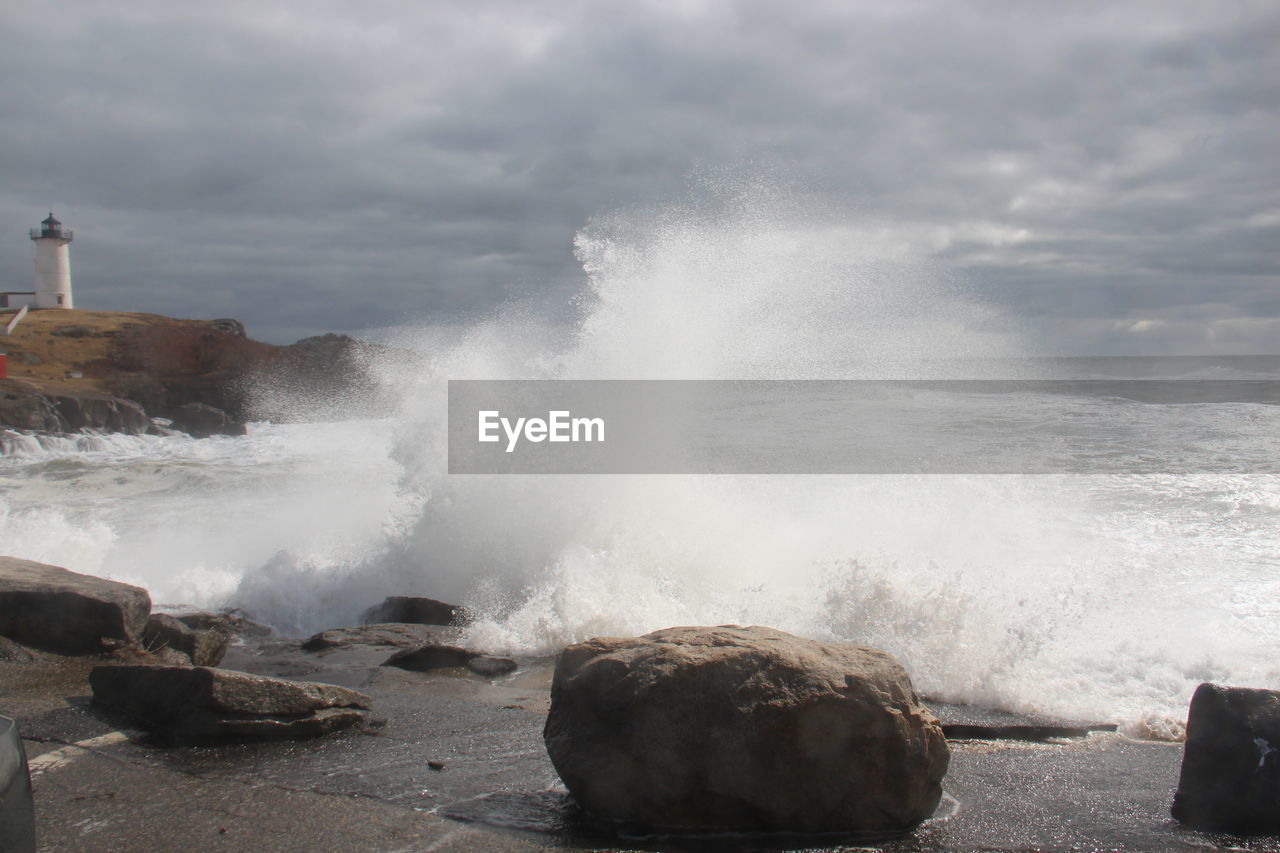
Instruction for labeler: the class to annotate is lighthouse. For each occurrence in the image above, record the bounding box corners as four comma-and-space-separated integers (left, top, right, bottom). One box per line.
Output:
29, 213, 74, 309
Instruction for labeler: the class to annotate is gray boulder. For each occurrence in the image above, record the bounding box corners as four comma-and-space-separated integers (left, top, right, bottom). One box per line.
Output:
142, 613, 229, 666
1172, 682, 1280, 832
0, 557, 151, 654
544, 625, 949, 834
167, 402, 246, 438
90, 665, 371, 742
362, 596, 466, 626
383, 644, 517, 678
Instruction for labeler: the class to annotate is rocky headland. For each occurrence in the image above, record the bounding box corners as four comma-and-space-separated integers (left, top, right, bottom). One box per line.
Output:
0, 309, 396, 440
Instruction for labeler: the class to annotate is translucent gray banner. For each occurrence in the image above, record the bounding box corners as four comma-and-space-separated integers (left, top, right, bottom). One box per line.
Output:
447, 380, 1279, 474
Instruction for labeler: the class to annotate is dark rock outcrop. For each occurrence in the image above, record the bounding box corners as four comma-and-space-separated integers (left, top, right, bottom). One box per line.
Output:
166, 402, 247, 438
383, 644, 517, 678
0, 388, 241, 439
1171, 682, 1280, 832
89, 665, 371, 742
49, 391, 149, 434
210, 318, 246, 338
245, 333, 401, 422
281, 335, 372, 392
142, 613, 229, 666
362, 596, 466, 626
0, 383, 149, 435
302, 623, 457, 652
0, 383, 63, 432
96, 321, 276, 421
544, 625, 949, 835
0, 557, 151, 654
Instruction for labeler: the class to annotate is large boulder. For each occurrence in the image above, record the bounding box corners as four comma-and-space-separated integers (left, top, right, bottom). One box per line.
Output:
544, 625, 949, 835
1171, 682, 1280, 832
0, 557, 150, 654
361, 596, 466, 626
90, 665, 371, 742
142, 613, 229, 666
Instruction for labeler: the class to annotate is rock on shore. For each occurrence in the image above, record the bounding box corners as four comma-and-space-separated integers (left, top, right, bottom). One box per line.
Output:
0, 557, 150, 654
166, 402, 247, 437
301, 622, 457, 652
361, 596, 468, 626
0, 384, 150, 434
383, 644, 518, 678
544, 624, 949, 835
90, 665, 372, 742
1171, 682, 1280, 832
142, 613, 229, 666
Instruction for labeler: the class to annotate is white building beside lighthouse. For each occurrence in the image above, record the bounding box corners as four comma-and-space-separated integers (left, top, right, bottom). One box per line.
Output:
29, 213, 74, 309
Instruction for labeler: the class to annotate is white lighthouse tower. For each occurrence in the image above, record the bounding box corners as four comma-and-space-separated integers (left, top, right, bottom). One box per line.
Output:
29, 213, 74, 309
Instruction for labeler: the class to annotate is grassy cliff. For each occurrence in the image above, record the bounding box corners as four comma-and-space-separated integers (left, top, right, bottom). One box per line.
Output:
1, 309, 393, 435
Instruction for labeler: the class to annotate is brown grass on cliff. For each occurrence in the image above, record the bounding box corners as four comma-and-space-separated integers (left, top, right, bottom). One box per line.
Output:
0, 309, 283, 419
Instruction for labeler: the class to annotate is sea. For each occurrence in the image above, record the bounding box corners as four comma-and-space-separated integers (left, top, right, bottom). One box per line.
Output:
1, 200, 1277, 739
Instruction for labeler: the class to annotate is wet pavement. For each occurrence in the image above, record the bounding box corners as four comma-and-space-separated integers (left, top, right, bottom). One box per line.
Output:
5, 638, 1280, 852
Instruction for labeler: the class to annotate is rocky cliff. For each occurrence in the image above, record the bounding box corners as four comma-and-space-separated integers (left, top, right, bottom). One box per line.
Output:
0, 310, 395, 438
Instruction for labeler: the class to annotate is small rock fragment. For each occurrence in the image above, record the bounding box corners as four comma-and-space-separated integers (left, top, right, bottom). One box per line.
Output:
301, 623, 457, 652
174, 610, 273, 638
143, 613, 229, 666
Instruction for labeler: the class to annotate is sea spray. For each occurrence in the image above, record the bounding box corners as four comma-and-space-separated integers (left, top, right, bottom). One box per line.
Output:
1, 189, 1276, 734
382, 193, 1276, 731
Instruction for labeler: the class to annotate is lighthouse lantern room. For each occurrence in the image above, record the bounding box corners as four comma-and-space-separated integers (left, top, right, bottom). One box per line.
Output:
29, 213, 74, 309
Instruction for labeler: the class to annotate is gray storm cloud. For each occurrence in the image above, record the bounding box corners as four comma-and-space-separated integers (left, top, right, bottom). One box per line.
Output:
0, 0, 1275, 353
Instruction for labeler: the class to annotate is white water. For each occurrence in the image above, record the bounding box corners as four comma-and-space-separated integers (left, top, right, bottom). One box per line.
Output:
2, 195, 1277, 735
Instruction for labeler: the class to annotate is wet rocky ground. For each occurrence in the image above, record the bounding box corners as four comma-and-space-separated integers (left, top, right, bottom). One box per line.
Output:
5, 630, 1280, 852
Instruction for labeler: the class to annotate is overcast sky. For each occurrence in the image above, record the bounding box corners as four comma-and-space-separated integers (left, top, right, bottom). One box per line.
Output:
1, 0, 1276, 354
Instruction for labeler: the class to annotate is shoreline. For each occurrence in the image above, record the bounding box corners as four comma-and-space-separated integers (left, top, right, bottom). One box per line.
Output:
3, 616, 1273, 851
